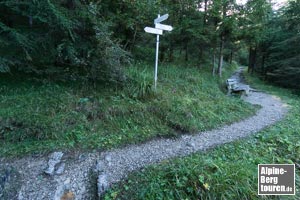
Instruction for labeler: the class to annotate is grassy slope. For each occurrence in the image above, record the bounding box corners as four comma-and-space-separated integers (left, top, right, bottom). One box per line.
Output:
104, 74, 300, 200
0, 64, 255, 156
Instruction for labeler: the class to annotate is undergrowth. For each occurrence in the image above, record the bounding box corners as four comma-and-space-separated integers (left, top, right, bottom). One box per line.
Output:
104, 73, 300, 200
0, 63, 255, 156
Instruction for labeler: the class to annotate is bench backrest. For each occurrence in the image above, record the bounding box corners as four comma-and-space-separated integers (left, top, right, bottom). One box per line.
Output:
226, 79, 238, 89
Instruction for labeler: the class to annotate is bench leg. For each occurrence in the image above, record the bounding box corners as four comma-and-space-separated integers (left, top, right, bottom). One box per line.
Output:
227, 89, 232, 96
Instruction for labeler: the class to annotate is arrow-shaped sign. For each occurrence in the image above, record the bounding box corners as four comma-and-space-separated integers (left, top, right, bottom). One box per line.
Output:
155, 23, 173, 31
144, 27, 163, 35
154, 14, 169, 24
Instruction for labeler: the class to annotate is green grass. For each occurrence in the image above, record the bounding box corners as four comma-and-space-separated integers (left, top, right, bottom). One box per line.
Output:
0, 63, 255, 156
103, 73, 300, 200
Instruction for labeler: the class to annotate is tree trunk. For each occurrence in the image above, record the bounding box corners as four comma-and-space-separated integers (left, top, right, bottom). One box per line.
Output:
185, 42, 188, 62
217, 2, 227, 77
67, 0, 76, 9
168, 44, 174, 62
261, 54, 266, 78
248, 46, 257, 74
199, 46, 203, 60
212, 47, 216, 76
229, 50, 233, 64
28, 16, 33, 27
217, 36, 225, 77
203, 0, 208, 26
248, 47, 252, 73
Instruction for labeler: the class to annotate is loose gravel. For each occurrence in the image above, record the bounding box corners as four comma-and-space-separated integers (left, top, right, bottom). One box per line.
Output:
0, 70, 288, 200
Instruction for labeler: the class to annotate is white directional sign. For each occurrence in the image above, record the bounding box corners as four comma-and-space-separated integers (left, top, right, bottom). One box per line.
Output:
155, 23, 173, 31
144, 27, 163, 35
154, 14, 169, 24
145, 14, 172, 90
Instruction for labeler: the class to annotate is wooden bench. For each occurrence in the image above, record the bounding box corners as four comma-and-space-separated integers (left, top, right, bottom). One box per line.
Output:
226, 79, 250, 95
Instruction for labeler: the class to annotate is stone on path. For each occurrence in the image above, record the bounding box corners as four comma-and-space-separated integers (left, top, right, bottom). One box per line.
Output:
44, 152, 64, 176
55, 163, 65, 175
97, 174, 109, 197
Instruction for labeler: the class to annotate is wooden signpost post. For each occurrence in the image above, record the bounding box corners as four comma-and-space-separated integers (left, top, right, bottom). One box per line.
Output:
144, 14, 173, 90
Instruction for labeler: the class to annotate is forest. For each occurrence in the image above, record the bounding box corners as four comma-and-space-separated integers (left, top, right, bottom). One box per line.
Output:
0, 0, 300, 200
1, 0, 299, 88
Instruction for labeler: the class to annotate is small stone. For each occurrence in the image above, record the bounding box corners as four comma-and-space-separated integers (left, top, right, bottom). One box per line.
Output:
186, 141, 196, 148
181, 135, 191, 140
44, 160, 56, 175
97, 174, 108, 195
44, 152, 64, 175
78, 154, 86, 162
55, 163, 65, 175
50, 152, 64, 161
104, 155, 111, 163
94, 160, 104, 172
64, 178, 71, 185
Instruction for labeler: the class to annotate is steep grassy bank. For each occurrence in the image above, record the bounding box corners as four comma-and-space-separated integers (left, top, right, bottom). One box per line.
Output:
104, 74, 300, 200
0, 64, 255, 156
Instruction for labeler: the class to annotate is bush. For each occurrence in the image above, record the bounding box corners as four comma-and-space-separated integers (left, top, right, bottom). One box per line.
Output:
0, 1, 129, 84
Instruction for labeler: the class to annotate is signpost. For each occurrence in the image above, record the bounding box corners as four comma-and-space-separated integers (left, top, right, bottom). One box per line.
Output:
154, 14, 169, 24
155, 23, 173, 31
144, 27, 163, 35
144, 14, 173, 90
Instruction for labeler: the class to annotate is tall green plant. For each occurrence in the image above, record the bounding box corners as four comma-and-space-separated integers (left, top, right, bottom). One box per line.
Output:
0, 0, 129, 83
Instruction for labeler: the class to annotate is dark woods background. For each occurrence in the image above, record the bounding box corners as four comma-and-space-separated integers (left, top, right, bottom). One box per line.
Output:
0, 0, 299, 89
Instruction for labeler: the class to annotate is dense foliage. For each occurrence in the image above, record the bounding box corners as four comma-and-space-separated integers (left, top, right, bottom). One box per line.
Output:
1, 0, 284, 81
254, 0, 300, 89
0, 0, 129, 83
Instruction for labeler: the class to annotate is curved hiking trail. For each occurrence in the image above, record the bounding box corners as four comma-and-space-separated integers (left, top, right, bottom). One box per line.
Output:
0, 70, 288, 200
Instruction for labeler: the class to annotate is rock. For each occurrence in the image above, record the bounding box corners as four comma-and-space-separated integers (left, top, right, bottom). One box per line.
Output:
105, 154, 112, 166
64, 178, 71, 189
55, 163, 65, 175
78, 154, 87, 162
94, 160, 104, 172
44, 152, 64, 176
50, 152, 64, 161
186, 141, 196, 148
181, 135, 191, 140
104, 155, 111, 163
97, 174, 108, 196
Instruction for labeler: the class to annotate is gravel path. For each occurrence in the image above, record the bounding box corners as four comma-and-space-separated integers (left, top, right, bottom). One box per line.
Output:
0, 70, 289, 200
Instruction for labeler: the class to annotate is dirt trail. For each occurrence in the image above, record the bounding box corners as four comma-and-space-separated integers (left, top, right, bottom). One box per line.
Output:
0, 70, 288, 200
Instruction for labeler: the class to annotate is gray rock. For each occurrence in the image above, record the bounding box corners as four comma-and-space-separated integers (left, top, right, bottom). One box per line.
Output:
78, 154, 87, 162
44, 152, 64, 175
97, 174, 108, 196
55, 163, 65, 175
104, 155, 111, 163
94, 160, 102, 172
105, 154, 112, 166
50, 152, 64, 161
186, 141, 196, 148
